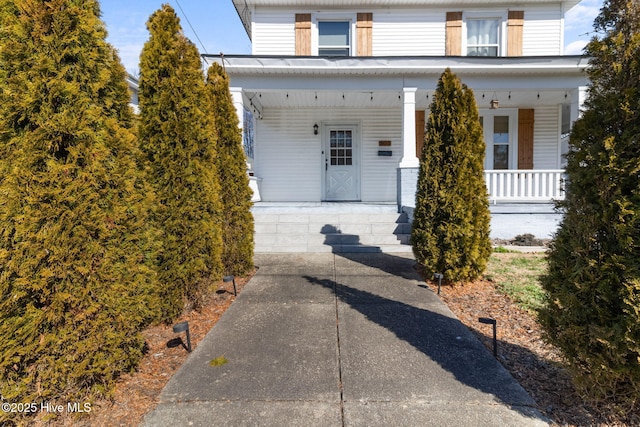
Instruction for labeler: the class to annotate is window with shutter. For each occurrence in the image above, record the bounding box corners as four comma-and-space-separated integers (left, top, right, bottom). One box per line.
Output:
356, 13, 372, 56
467, 19, 500, 56
518, 109, 534, 169
445, 12, 463, 56
295, 14, 312, 55
507, 11, 524, 56
318, 21, 351, 56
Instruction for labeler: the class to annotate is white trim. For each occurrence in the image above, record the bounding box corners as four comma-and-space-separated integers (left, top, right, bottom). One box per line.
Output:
399, 87, 419, 168
312, 13, 358, 56
462, 11, 508, 57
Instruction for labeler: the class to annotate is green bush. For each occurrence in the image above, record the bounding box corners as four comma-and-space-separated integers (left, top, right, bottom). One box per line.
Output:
0, 0, 161, 418
138, 4, 223, 318
206, 63, 254, 276
539, 0, 640, 407
411, 68, 491, 282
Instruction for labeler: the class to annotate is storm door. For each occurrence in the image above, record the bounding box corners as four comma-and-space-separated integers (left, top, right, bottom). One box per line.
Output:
324, 126, 360, 201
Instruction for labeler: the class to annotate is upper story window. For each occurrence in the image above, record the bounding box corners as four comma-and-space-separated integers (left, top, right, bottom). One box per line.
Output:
466, 19, 500, 57
318, 21, 351, 56
446, 11, 521, 57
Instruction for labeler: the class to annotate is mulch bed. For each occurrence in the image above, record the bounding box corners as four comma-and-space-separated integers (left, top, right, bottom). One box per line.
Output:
30, 272, 254, 427
425, 277, 639, 427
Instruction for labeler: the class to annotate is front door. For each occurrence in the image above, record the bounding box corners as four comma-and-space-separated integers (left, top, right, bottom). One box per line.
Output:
324, 126, 360, 201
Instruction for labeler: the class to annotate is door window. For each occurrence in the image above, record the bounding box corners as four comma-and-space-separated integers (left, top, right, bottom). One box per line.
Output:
329, 130, 353, 165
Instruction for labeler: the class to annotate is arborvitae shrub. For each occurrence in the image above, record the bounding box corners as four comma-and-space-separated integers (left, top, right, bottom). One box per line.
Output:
411, 68, 491, 282
206, 63, 254, 276
540, 0, 640, 408
0, 0, 161, 419
139, 4, 223, 318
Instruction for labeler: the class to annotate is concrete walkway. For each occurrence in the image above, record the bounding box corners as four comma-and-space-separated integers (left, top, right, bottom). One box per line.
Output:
143, 253, 548, 427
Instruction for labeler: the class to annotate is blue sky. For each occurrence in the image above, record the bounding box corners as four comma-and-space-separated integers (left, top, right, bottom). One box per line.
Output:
101, 0, 603, 75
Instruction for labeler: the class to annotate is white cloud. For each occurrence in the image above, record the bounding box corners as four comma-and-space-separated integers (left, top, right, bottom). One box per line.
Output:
565, 0, 602, 33
564, 40, 589, 55
112, 43, 144, 75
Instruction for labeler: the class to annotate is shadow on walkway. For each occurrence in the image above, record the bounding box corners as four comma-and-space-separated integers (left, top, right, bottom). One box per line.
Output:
302, 273, 545, 422
321, 223, 419, 280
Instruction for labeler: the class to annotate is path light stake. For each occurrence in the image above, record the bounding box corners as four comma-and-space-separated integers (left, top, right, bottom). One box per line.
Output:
479, 317, 497, 357
433, 273, 443, 295
173, 321, 192, 352
224, 275, 237, 296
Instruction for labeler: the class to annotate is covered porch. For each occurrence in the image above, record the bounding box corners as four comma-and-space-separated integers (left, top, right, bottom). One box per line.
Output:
208, 54, 587, 211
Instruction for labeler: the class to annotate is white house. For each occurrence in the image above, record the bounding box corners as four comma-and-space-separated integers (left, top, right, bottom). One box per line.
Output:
205, 0, 590, 252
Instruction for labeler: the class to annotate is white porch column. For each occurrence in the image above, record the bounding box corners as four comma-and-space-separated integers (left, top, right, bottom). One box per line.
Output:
399, 87, 420, 168
230, 87, 244, 130
570, 85, 588, 124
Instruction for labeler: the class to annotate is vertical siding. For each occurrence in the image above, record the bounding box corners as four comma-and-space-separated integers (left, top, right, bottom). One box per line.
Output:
523, 6, 562, 55
255, 108, 401, 202
533, 106, 561, 169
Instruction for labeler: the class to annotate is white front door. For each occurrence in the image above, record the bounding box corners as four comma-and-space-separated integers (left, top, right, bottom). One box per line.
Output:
324, 126, 360, 201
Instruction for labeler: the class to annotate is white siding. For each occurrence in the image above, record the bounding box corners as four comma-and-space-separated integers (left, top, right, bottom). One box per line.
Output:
533, 105, 561, 169
522, 6, 563, 55
255, 108, 401, 202
252, 10, 295, 55
373, 10, 445, 56
250, 5, 564, 56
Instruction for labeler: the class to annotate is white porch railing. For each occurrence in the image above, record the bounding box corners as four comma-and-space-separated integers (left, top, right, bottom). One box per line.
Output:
484, 169, 565, 203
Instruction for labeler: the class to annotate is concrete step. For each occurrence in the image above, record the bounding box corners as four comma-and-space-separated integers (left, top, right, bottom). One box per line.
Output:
252, 205, 412, 253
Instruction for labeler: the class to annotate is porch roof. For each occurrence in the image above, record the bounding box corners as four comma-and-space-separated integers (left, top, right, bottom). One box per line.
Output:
208, 55, 589, 109
207, 55, 589, 77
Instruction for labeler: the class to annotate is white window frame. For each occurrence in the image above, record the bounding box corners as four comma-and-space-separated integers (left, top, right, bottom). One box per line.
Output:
479, 108, 518, 170
312, 13, 357, 56
462, 12, 507, 57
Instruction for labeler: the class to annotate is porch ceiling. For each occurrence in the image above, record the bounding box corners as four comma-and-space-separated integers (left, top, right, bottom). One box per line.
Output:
244, 88, 578, 110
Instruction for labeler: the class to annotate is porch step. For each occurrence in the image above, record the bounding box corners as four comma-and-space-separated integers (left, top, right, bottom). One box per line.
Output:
252, 203, 412, 253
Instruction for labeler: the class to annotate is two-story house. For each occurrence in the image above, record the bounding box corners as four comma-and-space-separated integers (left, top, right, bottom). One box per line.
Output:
205, 0, 589, 252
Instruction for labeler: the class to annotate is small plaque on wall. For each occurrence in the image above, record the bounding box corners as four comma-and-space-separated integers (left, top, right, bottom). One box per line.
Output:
378, 140, 392, 147
378, 150, 392, 156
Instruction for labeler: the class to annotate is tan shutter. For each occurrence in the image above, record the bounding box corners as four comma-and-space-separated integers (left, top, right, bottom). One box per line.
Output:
518, 109, 534, 169
357, 13, 373, 56
295, 13, 312, 56
415, 110, 425, 159
507, 11, 524, 57
445, 12, 463, 56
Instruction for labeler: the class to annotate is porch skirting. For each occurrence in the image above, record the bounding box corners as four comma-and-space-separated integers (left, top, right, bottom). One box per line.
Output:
397, 167, 419, 221
401, 203, 562, 240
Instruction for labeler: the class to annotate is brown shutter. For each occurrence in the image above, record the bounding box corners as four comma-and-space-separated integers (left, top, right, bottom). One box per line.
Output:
357, 13, 373, 56
415, 110, 425, 159
507, 11, 524, 57
518, 109, 534, 169
445, 12, 463, 56
295, 13, 312, 56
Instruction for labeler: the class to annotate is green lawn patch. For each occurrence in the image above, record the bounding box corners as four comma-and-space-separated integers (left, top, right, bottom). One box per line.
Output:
485, 253, 547, 313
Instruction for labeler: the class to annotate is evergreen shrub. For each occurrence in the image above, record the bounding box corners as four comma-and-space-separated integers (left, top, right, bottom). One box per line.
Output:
411, 68, 492, 282
206, 63, 254, 276
138, 4, 223, 318
540, 0, 640, 407
0, 0, 161, 417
